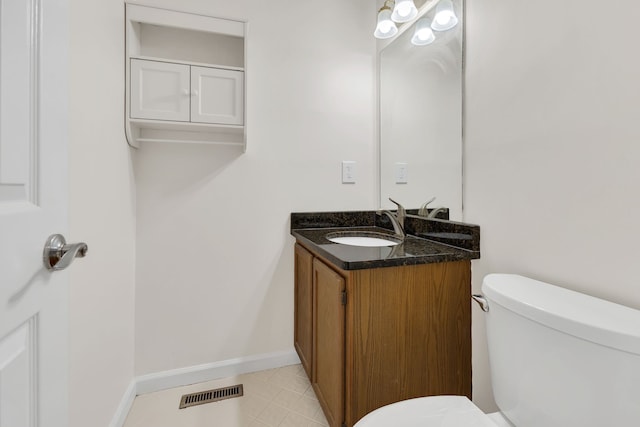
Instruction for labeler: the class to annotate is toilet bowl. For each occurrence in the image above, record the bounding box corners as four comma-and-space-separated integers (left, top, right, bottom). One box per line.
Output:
353, 395, 502, 427
354, 274, 640, 427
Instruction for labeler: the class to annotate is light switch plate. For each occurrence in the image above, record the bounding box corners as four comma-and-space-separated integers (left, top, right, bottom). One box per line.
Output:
342, 161, 356, 184
395, 162, 408, 184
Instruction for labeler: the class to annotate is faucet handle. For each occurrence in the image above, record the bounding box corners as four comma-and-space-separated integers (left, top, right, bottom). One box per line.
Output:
418, 196, 436, 217
388, 197, 406, 215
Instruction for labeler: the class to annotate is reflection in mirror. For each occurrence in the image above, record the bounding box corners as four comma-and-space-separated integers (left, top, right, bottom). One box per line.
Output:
379, 0, 463, 221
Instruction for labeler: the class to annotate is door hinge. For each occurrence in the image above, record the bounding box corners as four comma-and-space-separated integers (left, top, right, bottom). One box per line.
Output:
341, 290, 347, 305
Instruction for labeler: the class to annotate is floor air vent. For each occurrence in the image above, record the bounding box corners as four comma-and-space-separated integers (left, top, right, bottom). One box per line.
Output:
179, 384, 244, 409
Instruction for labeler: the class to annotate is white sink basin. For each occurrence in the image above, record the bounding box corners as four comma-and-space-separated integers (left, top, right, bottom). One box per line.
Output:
326, 232, 401, 247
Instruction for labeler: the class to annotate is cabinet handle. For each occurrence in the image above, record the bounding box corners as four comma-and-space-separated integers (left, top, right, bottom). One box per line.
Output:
191, 90, 199, 97
182, 89, 190, 96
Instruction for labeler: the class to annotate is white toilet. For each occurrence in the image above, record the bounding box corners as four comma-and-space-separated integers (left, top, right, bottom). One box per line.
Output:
354, 273, 640, 427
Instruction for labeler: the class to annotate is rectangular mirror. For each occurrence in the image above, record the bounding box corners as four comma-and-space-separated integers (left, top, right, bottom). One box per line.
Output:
378, 0, 463, 220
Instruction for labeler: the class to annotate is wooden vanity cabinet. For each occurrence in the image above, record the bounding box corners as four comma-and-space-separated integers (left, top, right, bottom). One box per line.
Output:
294, 244, 314, 378
294, 242, 472, 427
313, 258, 346, 427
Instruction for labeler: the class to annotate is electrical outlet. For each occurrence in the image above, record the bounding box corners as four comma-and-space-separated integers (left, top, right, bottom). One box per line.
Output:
342, 161, 356, 184
395, 162, 408, 184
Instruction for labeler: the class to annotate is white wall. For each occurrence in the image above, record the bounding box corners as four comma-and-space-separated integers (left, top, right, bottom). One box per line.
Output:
133, 0, 377, 375
465, 0, 640, 411
68, 0, 137, 426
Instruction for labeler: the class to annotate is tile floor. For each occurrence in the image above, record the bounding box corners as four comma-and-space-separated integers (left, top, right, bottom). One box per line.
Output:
123, 364, 329, 427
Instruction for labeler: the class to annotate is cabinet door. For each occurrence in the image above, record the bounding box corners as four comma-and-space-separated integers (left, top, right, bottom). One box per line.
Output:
130, 59, 190, 122
346, 261, 472, 425
313, 259, 345, 427
190, 66, 244, 125
294, 244, 314, 379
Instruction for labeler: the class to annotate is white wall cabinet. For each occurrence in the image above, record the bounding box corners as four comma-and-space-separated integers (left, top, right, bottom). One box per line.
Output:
191, 65, 244, 125
125, 4, 246, 149
130, 59, 191, 122
131, 59, 244, 126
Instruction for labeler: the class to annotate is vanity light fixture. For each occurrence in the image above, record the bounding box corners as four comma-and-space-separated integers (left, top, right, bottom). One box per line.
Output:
391, 0, 418, 23
431, 0, 459, 31
375, 0, 459, 43
374, 0, 399, 39
411, 18, 435, 45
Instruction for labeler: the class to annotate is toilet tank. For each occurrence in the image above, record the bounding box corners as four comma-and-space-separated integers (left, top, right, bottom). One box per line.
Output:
482, 274, 640, 427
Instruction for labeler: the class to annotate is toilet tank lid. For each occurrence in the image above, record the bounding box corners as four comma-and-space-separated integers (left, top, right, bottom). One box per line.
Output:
482, 274, 640, 355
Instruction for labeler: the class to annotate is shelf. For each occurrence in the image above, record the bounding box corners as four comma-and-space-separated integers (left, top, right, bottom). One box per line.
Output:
135, 138, 244, 147
126, 3, 244, 37
130, 55, 244, 72
129, 118, 244, 132
127, 119, 245, 149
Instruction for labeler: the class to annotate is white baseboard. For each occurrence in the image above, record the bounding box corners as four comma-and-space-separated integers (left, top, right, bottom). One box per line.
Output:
109, 349, 300, 427
136, 349, 300, 395
108, 380, 137, 427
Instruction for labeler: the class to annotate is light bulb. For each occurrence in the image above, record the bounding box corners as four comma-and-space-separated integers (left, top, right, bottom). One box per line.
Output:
391, 0, 418, 23
374, 7, 398, 39
435, 12, 453, 26
411, 18, 435, 46
431, 0, 459, 31
397, 4, 412, 17
380, 21, 392, 33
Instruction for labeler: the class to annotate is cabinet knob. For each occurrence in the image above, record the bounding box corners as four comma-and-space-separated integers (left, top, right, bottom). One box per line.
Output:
182, 89, 190, 96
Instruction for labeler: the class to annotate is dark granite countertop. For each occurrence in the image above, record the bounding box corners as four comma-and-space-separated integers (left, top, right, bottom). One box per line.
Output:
291, 211, 480, 271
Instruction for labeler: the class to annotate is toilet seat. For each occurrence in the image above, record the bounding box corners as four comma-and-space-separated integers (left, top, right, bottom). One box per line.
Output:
486, 412, 515, 426
354, 395, 499, 427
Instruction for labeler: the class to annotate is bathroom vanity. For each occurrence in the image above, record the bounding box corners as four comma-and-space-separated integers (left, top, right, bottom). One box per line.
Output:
291, 211, 480, 427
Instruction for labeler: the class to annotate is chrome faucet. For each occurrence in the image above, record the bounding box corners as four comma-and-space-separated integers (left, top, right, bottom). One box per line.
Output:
427, 206, 447, 219
377, 198, 406, 239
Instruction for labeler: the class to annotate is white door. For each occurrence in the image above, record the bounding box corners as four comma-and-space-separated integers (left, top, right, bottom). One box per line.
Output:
191, 65, 244, 125
130, 59, 191, 122
0, 0, 72, 426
